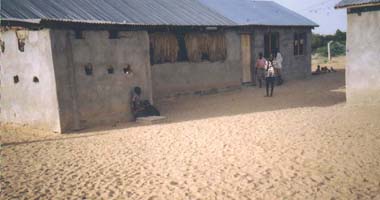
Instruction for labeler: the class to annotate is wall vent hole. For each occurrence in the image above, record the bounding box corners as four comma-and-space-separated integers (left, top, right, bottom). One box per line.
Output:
85, 64, 93, 75
107, 66, 114, 74
33, 76, 39, 83
123, 65, 133, 75
13, 75, 19, 84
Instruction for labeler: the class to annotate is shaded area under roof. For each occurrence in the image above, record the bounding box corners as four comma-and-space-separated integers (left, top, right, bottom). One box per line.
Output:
335, 0, 380, 8
199, 0, 318, 27
1, 0, 235, 26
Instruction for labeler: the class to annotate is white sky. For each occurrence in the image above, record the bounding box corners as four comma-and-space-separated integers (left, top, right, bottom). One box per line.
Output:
267, 0, 347, 34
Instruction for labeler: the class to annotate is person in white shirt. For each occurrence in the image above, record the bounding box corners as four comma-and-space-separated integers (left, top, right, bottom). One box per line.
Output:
274, 51, 283, 85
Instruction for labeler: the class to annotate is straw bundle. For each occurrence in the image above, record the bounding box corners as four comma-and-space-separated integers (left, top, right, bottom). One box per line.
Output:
150, 33, 179, 64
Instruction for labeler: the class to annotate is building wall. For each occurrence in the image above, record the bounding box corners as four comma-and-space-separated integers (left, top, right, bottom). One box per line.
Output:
152, 28, 312, 99
0, 29, 61, 132
50, 30, 152, 131
346, 9, 380, 104
251, 27, 312, 80
152, 31, 242, 99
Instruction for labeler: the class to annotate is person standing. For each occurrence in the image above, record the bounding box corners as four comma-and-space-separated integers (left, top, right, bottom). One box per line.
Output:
255, 53, 267, 88
265, 60, 276, 97
274, 51, 283, 85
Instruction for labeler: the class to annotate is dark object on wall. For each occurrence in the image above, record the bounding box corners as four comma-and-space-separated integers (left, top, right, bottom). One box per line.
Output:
107, 66, 114, 74
84, 63, 93, 75
0, 40, 4, 53
33, 76, 39, 83
13, 75, 19, 83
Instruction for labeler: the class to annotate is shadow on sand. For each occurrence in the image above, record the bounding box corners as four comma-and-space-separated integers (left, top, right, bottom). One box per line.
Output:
2, 70, 346, 147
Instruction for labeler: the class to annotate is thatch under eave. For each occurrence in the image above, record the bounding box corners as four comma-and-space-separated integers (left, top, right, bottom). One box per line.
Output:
185, 33, 226, 62
150, 33, 179, 63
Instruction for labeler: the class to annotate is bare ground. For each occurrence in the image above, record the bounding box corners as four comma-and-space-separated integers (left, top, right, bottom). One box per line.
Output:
1, 58, 380, 199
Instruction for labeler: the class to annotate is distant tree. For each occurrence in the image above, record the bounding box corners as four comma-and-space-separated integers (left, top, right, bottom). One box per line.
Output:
335, 29, 346, 42
312, 29, 346, 56
311, 34, 323, 50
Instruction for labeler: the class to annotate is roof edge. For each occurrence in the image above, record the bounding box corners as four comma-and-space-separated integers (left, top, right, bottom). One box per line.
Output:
1, 17, 318, 28
335, 2, 380, 9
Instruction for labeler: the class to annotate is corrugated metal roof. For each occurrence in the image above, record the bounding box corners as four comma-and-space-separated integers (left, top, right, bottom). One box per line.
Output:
1, 0, 235, 26
199, 0, 318, 26
1, 0, 317, 27
335, 0, 380, 8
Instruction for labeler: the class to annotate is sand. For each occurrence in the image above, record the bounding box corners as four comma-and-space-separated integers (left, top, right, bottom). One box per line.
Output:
1, 59, 380, 199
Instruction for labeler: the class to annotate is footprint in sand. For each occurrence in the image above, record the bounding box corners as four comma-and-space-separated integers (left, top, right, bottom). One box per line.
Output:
170, 181, 179, 186
148, 195, 159, 200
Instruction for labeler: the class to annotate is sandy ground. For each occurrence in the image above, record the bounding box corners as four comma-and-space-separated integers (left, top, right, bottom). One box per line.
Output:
1, 58, 380, 199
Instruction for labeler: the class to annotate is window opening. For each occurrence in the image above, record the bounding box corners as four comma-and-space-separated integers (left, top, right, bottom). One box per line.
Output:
264, 32, 280, 58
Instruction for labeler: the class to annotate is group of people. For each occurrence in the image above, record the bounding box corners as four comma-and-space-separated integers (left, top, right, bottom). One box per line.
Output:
255, 52, 284, 97
312, 65, 337, 75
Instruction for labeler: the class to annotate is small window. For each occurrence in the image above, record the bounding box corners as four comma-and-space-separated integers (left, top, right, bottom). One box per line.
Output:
84, 63, 93, 75
294, 33, 306, 56
33, 76, 39, 83
109, 31, 119, 39
264, 32, 280, 59
75, 30, 84, 39
14, 75, 19, 84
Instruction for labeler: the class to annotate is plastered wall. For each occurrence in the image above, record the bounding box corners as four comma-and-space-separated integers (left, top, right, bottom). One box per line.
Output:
346, 10, 380, 104
0, 29, 61, 132
50, 30, 152, 130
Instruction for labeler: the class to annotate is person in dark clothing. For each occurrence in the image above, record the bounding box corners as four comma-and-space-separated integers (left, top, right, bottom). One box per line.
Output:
131, 87, 160, 119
